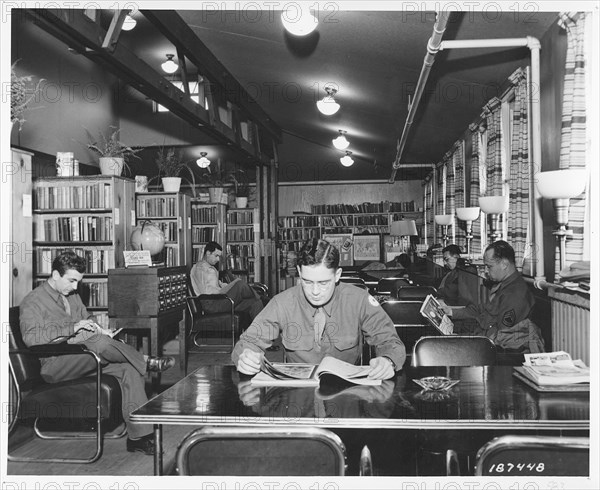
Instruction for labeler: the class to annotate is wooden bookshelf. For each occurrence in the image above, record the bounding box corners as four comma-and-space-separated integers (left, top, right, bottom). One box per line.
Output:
190, 200, 227, 267
226, 208, 260, 282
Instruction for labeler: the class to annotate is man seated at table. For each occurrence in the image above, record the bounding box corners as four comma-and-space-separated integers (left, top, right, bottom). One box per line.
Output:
440, 240, 544, 353
19, 250, 175, 455
190, 241, 264, 321
233, 238, 406, 379
436, 244, 464, 305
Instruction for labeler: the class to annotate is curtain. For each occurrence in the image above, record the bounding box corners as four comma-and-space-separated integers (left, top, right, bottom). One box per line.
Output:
507, 68, 531, 270
423, 176, 434, 245
482, 97, 504, 195
452, 141, 466, 251
556, 12, 589, 277
443, 149, 456, 244
468, 123, 483, 255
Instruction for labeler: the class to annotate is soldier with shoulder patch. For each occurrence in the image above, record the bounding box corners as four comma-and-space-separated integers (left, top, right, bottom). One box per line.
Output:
233, 238, 406, 379
441, 240, 540, 351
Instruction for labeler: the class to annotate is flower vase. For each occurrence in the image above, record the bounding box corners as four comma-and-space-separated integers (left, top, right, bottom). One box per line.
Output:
208, 187, 225, 203
235, 197, 248, 208
99, 157, 124, 176
162, 177, 182, 192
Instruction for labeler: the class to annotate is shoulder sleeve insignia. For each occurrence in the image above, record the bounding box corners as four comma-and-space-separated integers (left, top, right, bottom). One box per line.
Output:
502, 309, 516, 327
368, 295, 380, 307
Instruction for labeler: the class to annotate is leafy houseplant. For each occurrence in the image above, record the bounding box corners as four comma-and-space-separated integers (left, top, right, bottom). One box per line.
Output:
200, 158, 234, 203
11, 61, 44, 131
230, 169, 254, 208
154, 146, 197, 195
86, 126, 142, 176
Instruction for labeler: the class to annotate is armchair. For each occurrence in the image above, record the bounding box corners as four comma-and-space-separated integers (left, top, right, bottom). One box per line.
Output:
186, 293, 239, 354
8, 307, 124, 464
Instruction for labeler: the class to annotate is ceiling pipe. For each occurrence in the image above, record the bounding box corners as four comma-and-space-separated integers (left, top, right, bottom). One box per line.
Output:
389, 10, 451, 184
403, 35, 544, 280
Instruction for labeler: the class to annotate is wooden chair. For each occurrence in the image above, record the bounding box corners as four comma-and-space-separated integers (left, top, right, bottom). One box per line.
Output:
395, 285, 437, 301
186, 294, 239, 353
412, 335, 497, 367
8, 307, 125, 464
175, 426, 347, 475
475, 435, 590, 476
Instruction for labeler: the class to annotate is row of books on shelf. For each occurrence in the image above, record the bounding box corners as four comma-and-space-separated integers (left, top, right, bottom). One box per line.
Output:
161, 245, 181, 268
227, 228, 254, 241
278, 216, 319, 227
152, 221, 179, 242
33, 278, 108, 308
279, 228, 320, 241
191, 206, 219, 224
36, 247, 116, 274
227, 210, 255, 224
227, 256, 254, 272
192, 246, 205, 263
311, 201, 417, 214
34, 183, 114, 210
34, 216, 113, 242
226, 243, 255, 257
136, 197, 178, 218
191, 226, 218, 242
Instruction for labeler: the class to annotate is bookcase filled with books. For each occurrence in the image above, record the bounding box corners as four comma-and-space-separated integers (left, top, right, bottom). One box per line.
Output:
32, 176, 135, 327
135, 192, 192, 269
226, 208, 260, 282
190, 200, 226, 268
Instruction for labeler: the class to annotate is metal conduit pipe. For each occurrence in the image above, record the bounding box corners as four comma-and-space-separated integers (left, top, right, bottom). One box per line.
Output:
389, 10, 451, 183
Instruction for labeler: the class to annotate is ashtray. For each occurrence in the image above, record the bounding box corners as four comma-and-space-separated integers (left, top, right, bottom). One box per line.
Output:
413, 376, 459, 391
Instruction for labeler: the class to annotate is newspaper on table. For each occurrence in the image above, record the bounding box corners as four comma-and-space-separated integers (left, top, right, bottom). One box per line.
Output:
518, 351, 590, 385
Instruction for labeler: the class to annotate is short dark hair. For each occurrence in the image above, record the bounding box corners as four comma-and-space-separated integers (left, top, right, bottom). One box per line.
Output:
204, 241, 223, 256
297, 238, 339, 270
485, 240, 515, 264
398, 253, 411, 268
442, 244, 462, 257
52, 250, 86, 276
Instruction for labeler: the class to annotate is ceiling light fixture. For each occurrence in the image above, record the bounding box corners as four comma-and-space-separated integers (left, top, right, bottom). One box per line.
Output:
161, 54, 178, 74
122, 14, 137, 31
281, 5, 318, 36
196, 152, 211, 168
332, 130, 349, 150
340, 151, 354, 167
317, 85, 340, 116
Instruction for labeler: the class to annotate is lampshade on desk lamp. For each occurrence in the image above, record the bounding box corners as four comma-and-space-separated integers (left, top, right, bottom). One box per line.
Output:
434, 214, 454, 247
390, 220, 418, 254
456, 207, 480, 256
479, 196, 509, 243
535, 169, 587, 272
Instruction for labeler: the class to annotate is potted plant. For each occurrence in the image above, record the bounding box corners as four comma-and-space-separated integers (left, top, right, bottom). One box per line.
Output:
11, 61, 44, 131
154, 146, 197, 194
200, 158, 233, 203
231, 169, 253, 208
86, 126, 142, 176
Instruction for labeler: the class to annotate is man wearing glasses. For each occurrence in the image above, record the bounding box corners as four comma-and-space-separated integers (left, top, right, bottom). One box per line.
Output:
233, 238, 405, 379
190, 241, 263, 321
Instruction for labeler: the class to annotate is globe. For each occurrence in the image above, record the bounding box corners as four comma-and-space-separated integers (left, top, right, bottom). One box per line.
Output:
130, 222, 166, 256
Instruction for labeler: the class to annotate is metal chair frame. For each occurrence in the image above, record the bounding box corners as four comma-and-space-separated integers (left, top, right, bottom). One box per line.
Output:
412, 335, 497, 367
176, 426, 347, 476
186, 294, 239, 352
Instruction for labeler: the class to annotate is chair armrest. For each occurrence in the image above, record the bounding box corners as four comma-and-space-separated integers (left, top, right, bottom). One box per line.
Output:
22, 343, 87, 357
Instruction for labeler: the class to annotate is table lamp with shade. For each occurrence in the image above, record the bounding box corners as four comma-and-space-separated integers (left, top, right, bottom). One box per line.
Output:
535, 169, 587, 272
390, 219, 419, 255
456, 206, 480, 256
479, 195, 509, 243
434, 214, 454, 247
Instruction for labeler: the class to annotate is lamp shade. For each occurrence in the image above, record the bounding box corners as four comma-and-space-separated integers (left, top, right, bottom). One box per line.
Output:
161, 54, 178, 74
317, 96, 340, 116
536, 169, 587, 199
434, 214, 454, 226
332, 131, 349, 150
479, 195, 509, 214
390, 220, 418, 236
456, 206, 480, 222
281, 7, 318, 36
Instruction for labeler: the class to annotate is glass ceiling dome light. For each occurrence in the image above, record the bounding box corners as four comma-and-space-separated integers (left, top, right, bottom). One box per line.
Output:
281, 5, 318, 36
317, 85, 340, 116
332, 130, 349, 150
340, 151, 354, 167
161, 54, 178, 74
122, 14, 137, 31
196, 152, 211, 168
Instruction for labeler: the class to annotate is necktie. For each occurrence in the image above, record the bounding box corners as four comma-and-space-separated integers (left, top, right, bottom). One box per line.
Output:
313, 307, 326, 347
60, 295, 71, 316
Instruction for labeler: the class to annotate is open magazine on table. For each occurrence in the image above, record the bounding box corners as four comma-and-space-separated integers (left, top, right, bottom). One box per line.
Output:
251, 356, 382, 386
419, 294, 454, 335
513, 351, 590, 391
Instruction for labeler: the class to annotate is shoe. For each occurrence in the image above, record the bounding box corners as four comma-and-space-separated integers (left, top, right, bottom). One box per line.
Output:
126, 434, 155, 455
146, 355, 175, 373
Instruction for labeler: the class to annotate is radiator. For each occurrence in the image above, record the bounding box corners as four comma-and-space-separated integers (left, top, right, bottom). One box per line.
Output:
550, 295, 590, 366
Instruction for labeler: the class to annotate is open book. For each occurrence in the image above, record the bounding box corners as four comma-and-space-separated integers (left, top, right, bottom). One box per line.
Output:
251, 356, 382, 387
513, 351, 590, 390
420, 294, 454, 335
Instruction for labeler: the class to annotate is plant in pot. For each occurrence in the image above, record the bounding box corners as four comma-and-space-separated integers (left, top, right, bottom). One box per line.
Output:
11, 61, 44, 131
153, 146, 197, 195
231, 170, 253, 208
200, 158, 233, 203
86, 126, 142, 176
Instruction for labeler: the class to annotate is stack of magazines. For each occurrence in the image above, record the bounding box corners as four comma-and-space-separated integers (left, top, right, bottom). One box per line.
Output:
513, 351, 590, 391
